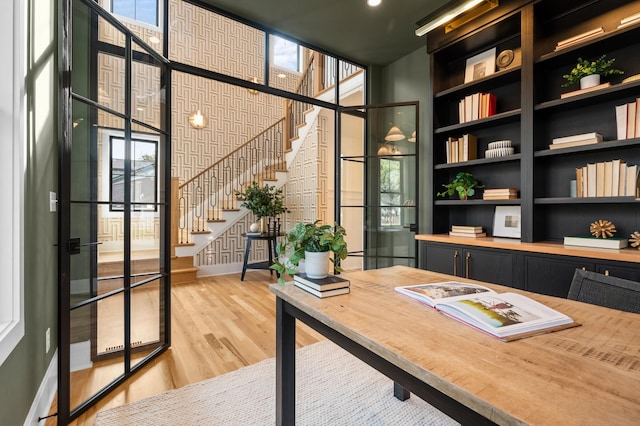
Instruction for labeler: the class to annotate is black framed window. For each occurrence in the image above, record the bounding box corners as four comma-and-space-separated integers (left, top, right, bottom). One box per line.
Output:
111, 0, 158, 26
380, 158, 401, 227
272, 35, 302, 72
110, 136, 158, 211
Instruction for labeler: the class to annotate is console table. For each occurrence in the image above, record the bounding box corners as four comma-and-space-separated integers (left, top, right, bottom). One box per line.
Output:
270, 265, 640, 425
240, 232, 281, 281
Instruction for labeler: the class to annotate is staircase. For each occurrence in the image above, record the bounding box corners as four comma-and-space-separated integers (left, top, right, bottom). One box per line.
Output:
171, 54, 364, 282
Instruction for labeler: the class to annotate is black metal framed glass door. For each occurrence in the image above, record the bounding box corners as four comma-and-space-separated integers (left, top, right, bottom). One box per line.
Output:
338, 102, 419, 269
58, 0, 171, 423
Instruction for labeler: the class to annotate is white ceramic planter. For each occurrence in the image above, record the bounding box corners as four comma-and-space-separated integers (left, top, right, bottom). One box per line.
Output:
580, 74, 600, 89
304, 251, 330, 279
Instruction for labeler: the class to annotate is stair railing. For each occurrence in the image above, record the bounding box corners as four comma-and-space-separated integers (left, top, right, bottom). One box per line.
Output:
176, 119, 285, 245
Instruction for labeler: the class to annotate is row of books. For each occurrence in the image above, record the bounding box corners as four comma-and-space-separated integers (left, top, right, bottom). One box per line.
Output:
554, 27, 604, 51
574, 159, 639, 198
445, 134, 477, 163
293, 273, 350, 298
449, 225, 486, 238
458, 92, 496, 124
615, 98, 640, 140
549, 132, 603, 150
482, 188, 518, 200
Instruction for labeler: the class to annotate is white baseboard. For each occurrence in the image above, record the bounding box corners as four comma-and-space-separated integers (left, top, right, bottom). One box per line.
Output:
24, 350, 57, 426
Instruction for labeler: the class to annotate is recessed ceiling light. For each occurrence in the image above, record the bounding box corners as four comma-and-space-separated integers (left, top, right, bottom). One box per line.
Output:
368, 0, 381, 6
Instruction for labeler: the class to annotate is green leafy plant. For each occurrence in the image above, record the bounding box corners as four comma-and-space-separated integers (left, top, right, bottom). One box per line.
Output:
436, 172, 484, 200
561, 55, 623, 87
271, 220, 348, 284
235, 181, 288, 218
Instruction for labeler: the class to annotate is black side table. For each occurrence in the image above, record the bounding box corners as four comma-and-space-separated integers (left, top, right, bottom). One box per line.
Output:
241, 232, 282, 281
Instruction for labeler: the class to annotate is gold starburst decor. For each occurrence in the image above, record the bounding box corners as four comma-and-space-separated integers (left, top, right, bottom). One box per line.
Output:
589, 219, 616, 238
629, 231, 640, 248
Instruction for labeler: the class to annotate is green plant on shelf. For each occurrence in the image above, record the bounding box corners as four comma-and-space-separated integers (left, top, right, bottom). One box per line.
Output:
561, 55, 623, 87
437, 172, 485, 200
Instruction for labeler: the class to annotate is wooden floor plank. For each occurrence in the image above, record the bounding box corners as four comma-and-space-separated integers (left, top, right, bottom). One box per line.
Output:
46, 271, 324, 426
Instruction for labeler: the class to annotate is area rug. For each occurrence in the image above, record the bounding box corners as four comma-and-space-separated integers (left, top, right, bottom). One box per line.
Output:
95, 340, 459, 425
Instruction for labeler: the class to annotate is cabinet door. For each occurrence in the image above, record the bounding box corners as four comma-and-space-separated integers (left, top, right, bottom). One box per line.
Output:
524, 255, 594, 298
464, 248, 514, 287
595, 262, 640, 282
423, 243, 461, 276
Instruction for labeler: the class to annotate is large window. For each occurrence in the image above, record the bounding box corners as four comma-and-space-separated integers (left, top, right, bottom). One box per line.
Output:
110, 0, 158, 26
110, 136, 158, 211
380, 158, 401, 227
272, 35, 302, 72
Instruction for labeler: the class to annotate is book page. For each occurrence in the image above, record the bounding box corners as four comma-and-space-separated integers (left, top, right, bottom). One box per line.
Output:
437, 292, 574, 339
394, 282, 494, 308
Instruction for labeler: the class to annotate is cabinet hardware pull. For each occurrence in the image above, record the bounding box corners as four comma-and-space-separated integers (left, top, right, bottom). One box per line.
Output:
605, 270, 609, 276
453, 251, 459, 276
465, 252, 471, 278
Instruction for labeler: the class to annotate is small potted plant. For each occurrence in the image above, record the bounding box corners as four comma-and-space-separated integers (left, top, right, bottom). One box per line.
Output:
436, 171, 484, 200
235, 181, 288, 232
562, 55, 623, 89
271, 220, 347, 283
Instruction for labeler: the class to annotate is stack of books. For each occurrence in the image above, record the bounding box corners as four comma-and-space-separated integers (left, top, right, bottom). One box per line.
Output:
458, 93, 496, 124
554, 27, 604, 51
483, 188, 518, 200
575, 159, 639, 197
448, 225, 486, 238
549, 132, 603, 150
615, 98, 640, 140
293, 273, 350, 298
445, 133, 477, 163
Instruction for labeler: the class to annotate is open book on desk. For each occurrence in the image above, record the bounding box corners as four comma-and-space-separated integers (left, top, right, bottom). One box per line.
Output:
395, 282, 578, 342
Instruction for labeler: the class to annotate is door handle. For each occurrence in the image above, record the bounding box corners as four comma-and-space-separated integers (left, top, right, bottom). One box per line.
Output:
453, 250, 459, 276
465, 252, 471, 278
67, 238, 102, 255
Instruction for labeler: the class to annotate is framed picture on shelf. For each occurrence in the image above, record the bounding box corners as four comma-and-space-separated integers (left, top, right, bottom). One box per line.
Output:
464, 47, 496, 83
493, 205, 521, 238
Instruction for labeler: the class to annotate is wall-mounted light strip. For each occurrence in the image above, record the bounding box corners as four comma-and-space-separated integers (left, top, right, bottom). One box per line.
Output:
415, 0, 498, 37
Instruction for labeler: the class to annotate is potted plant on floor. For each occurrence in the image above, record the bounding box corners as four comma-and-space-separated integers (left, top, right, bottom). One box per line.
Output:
562, 55, 623, 89
235, 181, 288, 233
436, 171, 484, 200
271, 220, 348, 283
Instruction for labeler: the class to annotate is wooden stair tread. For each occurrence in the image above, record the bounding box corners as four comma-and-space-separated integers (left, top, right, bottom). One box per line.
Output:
176, 242, 195, 247
191, 230, 211, 235
207, 219, 226, 223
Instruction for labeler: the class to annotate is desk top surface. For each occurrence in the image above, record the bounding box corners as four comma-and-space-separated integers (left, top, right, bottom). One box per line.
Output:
270, 266, 640, 426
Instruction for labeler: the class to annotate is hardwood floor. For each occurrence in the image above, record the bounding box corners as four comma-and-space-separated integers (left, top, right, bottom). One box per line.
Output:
47, 271, 324, 425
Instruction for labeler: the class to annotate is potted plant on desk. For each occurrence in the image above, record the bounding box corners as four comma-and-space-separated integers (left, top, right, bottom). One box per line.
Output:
271, 220, 347, 283
235, 181, 288, 233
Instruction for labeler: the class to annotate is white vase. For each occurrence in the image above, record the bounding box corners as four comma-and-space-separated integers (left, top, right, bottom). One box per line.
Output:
580, 74, 600, 89
304, 251, 330, 279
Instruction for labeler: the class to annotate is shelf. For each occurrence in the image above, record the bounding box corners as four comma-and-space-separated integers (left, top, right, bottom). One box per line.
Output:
434, 67, 521, 99
435, 154, 521, 169
435, 199, 521, 206
534, 196, 638, 204
435, 109, 521, 134
535, 138, 640, 157
535, 79, 640, 112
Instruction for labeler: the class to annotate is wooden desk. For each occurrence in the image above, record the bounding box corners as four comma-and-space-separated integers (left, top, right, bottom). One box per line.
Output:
270, 265, 640, 425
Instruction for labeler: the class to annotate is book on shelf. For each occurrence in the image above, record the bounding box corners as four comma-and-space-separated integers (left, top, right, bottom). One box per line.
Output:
394, 281, 578, 342
449, 231, 487, 238
294, 280, 350, 298
548, 138, 601, 149
563, 236, 629, 249
483, 188, 518, 194
627, 164, 639, 197
587, 163, 597, 197
483, 195, 518, 200
560, 82, 611, 99
615, 98, 640, 140
293, 273, 350, 291
577, 160, 638, 198
552, 132, 603, 145
554, 27, 604, 51
459, 93, 496, 124
451, 225, 483, 233
445, 134, 476, 163
596, 162, 605, 197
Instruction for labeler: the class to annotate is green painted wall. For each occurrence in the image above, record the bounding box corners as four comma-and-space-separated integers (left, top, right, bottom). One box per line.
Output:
380, 46, 432, 233
0, 0, 59, 424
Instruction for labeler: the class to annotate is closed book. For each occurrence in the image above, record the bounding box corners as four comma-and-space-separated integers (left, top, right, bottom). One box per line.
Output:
576, 168, 583, 197
560, 82, 610, 99
626, 165, 639, 196
451, 225, 483, 233
463, 133, 477, 161
294, 281, 350, 298
452, 138, 459, 163
483, 188, 518, 195
604, 161, 613, 197
294, 273, 350, 291
548, 138, 601, 149
616, 104, 628, 140
611, 159, 622, 197
471, 93, 480, 121
596, 162, 605, 197
619, 162, 627, 196
459, 99, 465, 123
581, 165, 588, 198
563, 236, 628, 249
483, 195, 519, 200
587, 163, 597, 197
552, 132, 602, 144
465, 95, 473, 124
449, 231, 487, 238
487, 93, 497, 116
627, 101, 637, 139
636, 98, 640, 138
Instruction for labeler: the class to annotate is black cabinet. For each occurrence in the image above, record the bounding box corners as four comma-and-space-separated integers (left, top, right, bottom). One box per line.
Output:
421, 242, 515, 287
595, 261, 640, 281
523, 254, 593, 298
